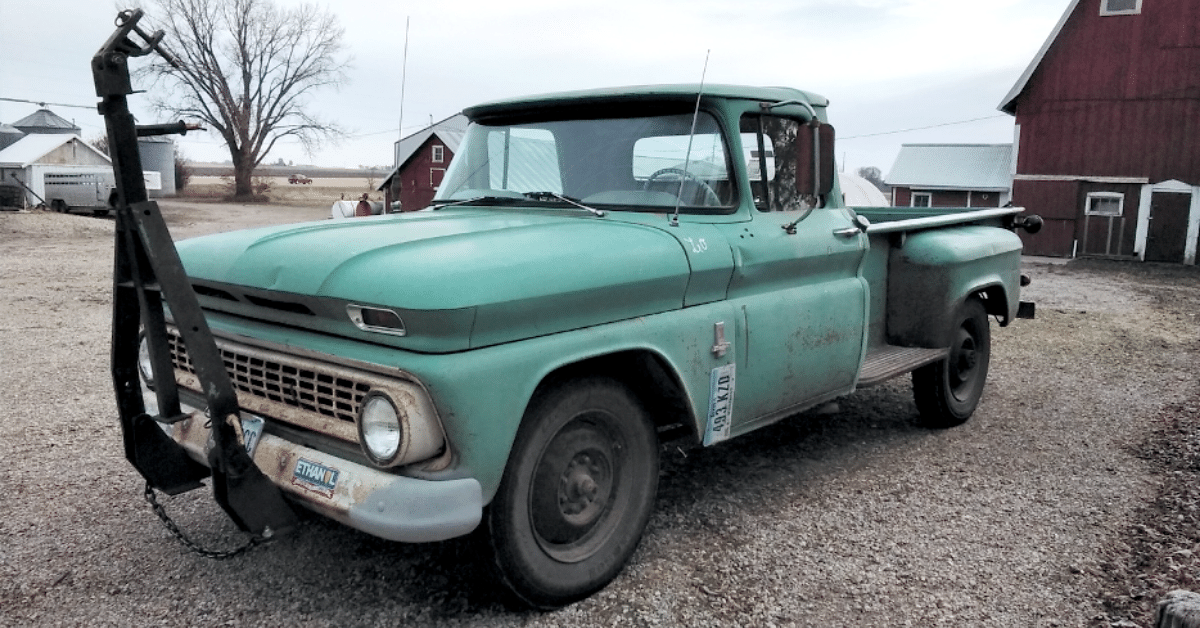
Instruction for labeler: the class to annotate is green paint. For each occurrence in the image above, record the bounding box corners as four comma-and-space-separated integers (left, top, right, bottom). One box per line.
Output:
173, 85, 1026, 524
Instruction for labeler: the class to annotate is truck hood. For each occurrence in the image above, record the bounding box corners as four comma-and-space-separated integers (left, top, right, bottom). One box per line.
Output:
177, 209, 693, 351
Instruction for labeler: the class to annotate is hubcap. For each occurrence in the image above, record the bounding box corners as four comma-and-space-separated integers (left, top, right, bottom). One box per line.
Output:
949, 322, 982, 401
953, 335, 977, 384
529, 416, 620, 562
559, 453, 605, 522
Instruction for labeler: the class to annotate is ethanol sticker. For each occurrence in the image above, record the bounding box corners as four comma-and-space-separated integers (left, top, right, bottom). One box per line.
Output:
291, 458, 340, 498
703, 363, 736, 446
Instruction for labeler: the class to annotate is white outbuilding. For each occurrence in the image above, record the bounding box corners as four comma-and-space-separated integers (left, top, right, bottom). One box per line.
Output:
839, 169, 889, 207
0, 134, 112, 209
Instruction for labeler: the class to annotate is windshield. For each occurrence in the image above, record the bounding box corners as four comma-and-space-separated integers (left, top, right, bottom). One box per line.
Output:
435, 112, 737, 212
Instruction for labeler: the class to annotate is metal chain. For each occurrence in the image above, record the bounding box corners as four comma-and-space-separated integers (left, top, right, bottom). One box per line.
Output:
143, 482, 265, 560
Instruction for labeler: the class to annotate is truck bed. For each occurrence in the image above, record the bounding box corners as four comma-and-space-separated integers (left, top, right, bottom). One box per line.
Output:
856, 205, 1026, 354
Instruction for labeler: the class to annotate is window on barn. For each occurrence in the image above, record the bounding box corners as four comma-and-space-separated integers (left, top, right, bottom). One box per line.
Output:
1100, 0, 1141, 16
432, 145, 444, 163
911, 192, 931, 208
1085, 192, 1124, 216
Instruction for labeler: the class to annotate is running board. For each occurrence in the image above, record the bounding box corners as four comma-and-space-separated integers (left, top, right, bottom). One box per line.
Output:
858, 345, 948, 387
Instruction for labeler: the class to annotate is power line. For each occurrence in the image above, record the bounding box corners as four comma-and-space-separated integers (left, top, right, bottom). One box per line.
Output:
0, 96, 95, 111
840, 114, 1010, 140
346, 120, 452, 140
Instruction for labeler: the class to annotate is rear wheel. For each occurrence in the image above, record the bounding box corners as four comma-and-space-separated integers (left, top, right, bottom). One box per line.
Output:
487, 377, 659, 609
912, 297, 991, 427
50, 199, 67, 213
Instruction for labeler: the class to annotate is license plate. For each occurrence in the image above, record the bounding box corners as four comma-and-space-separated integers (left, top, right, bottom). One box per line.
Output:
240, 414, 264, 457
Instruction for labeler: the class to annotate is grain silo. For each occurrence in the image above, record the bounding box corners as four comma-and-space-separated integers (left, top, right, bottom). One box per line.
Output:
138, 136, 176, 197
0, 123, 24, 151
12, 109, 80, 135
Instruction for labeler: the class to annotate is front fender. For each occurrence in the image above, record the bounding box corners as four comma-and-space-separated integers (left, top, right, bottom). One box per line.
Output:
388, 301, 738, 503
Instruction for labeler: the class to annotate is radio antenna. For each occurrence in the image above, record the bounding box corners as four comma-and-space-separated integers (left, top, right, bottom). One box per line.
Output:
670, 49, 711, 228
396, 17, 411, 152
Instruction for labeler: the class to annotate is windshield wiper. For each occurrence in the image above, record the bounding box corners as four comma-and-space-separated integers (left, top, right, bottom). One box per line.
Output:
430, 195, 524, 210
523, 191, 606, 217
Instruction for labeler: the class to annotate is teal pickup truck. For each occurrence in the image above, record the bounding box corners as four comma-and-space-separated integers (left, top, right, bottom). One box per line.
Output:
143, 85, 1039, 608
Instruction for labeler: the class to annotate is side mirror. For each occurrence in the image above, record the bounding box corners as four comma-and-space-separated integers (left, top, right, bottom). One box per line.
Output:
795, 121, 835, 198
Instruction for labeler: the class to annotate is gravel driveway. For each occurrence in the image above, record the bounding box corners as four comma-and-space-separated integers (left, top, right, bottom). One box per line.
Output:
2, 203, 1198, 627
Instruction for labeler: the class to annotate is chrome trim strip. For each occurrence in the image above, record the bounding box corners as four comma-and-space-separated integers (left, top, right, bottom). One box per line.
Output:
347, 304, 408, 337
866, 207, 1023, 235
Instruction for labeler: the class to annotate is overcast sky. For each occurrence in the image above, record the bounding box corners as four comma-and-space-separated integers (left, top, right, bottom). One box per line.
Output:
0, 0, 1069, 176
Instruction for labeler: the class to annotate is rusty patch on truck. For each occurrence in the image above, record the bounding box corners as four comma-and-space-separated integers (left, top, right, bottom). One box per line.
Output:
168, 328, 423, 446
176, 369, 359, 443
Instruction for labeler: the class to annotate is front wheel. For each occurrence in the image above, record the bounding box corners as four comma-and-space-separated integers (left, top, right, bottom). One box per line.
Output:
487, 377, 659, 609
912, 297, 991, 427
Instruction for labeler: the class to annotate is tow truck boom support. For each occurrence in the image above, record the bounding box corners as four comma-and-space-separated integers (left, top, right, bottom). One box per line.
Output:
94, 9, 296, 536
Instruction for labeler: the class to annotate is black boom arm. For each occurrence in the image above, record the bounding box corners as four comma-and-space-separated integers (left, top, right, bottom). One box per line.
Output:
93, 9, 296, 536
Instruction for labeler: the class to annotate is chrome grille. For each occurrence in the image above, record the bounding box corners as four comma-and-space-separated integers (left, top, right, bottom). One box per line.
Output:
166, 329, 370, 425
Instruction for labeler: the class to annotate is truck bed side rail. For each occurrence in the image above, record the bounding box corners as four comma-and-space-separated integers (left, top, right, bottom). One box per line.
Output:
859, 206, 1025, 235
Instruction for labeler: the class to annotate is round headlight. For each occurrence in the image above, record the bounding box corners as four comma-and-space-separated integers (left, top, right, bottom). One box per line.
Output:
138, 334, 155, 388
359, 392, 403, 465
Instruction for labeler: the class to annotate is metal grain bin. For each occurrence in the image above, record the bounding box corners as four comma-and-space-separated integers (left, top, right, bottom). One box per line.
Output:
138, 136, 175, 197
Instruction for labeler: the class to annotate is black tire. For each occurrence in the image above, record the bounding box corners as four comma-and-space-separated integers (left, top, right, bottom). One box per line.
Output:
912, 297, 991, 427
51, 199, 66, 213
487, 377, 659, 609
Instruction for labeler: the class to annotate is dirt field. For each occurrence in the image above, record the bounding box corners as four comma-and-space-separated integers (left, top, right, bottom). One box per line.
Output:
1, 204, 1198, 627
183, 175, 384, 208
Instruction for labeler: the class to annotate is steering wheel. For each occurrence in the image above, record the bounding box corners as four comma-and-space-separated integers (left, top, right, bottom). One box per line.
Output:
643, 168, 721, 206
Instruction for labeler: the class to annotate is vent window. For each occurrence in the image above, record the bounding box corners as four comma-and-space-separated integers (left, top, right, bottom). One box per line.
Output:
1100, 0, 1141, 16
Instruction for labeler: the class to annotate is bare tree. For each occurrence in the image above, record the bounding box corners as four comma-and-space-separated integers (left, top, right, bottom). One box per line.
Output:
89, 134, 111, 157
175, 147, 193, 192
139, 0, 349, 199
856, 166, 887, 192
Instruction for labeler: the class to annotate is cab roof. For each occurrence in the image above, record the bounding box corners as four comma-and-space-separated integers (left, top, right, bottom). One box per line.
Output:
462, 84, 829, 121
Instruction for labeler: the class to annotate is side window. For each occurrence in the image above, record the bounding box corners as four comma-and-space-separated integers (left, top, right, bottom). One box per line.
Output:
632, 133, 729, 181
739, 115, 801, 212
485, 128, 562, 193
630, 131, 734, 207
911, 192, 932, 208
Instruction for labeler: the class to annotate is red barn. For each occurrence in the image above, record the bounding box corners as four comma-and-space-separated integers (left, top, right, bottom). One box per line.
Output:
1001, 0, 1200, 264
379, 114, 467, 212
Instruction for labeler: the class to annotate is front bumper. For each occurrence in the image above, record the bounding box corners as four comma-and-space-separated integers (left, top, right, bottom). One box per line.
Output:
152, 392, 482, 543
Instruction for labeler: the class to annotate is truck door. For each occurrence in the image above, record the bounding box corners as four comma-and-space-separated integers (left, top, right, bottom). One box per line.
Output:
721, 114, 869, 430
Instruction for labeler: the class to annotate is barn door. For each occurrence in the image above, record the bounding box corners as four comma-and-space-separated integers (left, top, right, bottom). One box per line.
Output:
1146, 192, 1192, 263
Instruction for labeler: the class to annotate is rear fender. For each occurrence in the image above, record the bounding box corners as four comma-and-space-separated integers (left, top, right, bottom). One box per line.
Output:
886, 227, 1022, 347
